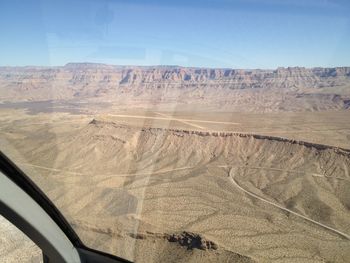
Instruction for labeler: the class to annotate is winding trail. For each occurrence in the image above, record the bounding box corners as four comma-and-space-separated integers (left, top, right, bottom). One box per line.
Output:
21, 163, 83, 175
20, 161, 350, 239
228, 168, 350, 240
155, 112, 205, 130
107, 113, 240, 126
216, 164, 350, 181
20, 162, 195, 179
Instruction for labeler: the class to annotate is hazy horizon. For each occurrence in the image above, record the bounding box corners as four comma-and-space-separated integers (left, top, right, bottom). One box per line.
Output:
1, 2, 350, 260
1, 62, 350, 70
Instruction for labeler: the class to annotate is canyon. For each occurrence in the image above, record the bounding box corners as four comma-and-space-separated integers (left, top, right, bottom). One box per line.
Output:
0, 64, 350, 262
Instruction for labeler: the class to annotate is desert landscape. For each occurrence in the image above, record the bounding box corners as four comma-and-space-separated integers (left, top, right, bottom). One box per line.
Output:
1, 64, 350, 262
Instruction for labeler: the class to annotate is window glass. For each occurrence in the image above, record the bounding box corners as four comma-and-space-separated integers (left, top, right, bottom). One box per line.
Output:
0, 215, 43, 263
1, 1, 350, 262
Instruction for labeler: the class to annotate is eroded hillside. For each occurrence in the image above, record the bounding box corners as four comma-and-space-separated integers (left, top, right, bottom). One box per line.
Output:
1, 64, 350, 112
2, 118, 350, 262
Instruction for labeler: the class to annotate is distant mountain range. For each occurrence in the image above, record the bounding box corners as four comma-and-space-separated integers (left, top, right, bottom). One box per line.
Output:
1, 63, 349, 112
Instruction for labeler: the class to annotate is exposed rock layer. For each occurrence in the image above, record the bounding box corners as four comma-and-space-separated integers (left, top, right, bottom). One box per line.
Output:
1, 64, 350, 112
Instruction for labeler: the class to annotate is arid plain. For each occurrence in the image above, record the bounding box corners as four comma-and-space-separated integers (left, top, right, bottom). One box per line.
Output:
1, 64, 350, 262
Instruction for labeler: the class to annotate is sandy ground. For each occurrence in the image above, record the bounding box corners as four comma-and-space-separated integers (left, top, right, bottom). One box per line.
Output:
1, 107, 350, 262
0, 216, 42, 263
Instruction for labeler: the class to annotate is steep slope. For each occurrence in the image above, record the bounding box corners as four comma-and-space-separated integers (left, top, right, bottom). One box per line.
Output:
2, 119, 350, 262
0, 64, 350, 112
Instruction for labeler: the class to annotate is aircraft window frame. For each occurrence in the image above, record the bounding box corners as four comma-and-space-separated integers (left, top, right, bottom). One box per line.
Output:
0, 151, 131, 263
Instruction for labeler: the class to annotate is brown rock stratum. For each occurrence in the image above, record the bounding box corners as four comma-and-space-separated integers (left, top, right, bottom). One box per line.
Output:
1, 64, 350, 112
0, 63, 350, 262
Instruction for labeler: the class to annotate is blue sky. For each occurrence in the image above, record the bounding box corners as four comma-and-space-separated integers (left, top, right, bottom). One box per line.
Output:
0, 0, 349, 68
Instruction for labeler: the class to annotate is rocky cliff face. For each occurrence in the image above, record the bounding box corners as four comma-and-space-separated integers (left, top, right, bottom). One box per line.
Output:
0, 63, 349, 112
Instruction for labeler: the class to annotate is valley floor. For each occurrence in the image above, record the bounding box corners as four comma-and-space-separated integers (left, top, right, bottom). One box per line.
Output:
0, 106, 350, 262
